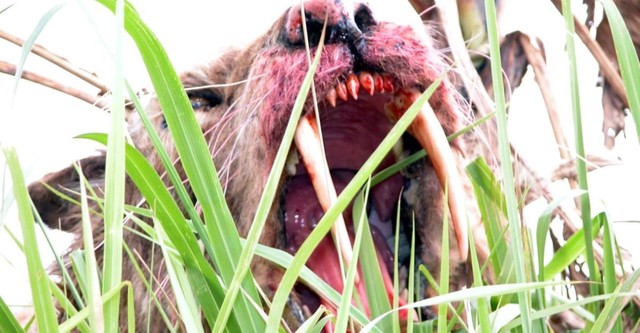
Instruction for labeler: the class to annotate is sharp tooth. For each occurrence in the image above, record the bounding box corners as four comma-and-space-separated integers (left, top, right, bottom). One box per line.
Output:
359, 71, 375, 95
285, 149, 299, 176
383, 75, 395, 93
391, 88, 469, 261
325, 88, 337, 107
346, 73, 360, 100
336, 81, 348, 101
373, 73, 384, 93
294, 115, 360, 282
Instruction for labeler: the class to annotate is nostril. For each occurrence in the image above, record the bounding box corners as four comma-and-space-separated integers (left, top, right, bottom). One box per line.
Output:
303, 15, 329, 46
280, 7, 327, 47
330, 20, 361, 44
354, 5, 376, 31
280, 1, 364, 48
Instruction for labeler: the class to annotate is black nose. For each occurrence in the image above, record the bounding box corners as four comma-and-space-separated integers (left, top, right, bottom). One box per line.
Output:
279, 0, 364, 48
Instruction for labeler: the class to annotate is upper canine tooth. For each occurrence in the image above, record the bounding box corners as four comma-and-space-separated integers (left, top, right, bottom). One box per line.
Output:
325, 88, 337, 108
346, 73, 360, 100
336, 81, 349, 101
294, 115, 360, 283
393, 88, 470, 261
359, 71, 375, 95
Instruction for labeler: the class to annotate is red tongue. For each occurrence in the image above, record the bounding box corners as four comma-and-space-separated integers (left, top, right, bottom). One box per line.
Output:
283, 171, 411, 321
307, 235, 371, 316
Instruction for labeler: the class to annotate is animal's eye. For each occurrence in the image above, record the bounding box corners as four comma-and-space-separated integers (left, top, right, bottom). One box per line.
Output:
190, 97, 210, 110
187, 90, 222, 111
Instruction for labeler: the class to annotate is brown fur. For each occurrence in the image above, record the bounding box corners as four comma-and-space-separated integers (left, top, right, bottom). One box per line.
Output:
29, 1, 481, 331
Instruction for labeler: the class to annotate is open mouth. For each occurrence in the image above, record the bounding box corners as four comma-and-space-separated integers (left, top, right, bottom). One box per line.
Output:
281, 70, 469, 322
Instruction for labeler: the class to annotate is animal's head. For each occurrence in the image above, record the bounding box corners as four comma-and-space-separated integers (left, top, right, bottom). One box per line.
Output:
31, 0, 485, 328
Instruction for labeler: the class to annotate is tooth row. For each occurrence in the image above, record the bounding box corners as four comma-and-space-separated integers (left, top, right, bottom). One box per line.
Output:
325, 71, 396, 107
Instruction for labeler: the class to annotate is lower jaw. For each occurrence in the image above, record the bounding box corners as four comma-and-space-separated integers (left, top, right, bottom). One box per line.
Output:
283, 167, 418, 326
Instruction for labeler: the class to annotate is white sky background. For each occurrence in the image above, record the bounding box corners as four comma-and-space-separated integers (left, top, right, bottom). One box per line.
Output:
0, 0, 639, 312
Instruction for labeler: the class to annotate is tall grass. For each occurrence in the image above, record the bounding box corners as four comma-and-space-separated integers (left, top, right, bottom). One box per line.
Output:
1, 0, 639, 332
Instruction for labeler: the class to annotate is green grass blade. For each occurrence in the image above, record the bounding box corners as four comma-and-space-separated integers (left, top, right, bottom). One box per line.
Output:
75, 164, 104, 331
58, 282, 128, 333
600, 0, 640, 142
591, 267, 640, 333
362, 281, 563, 332
417, 266, 467, 331
466, 157, 508, 280
95, 0, 264, 330
2, 147, 58, 332
101, 0, 127, 329
49, 280, 90, 333
294, 306, 328, 333
309, 317, 334, 333
0, 296, 24, 333
561, 0, 599, 305
599, 212, 622, 333
483, 0, 531, 330
334, 184, 368, 333
31, 198, 85, 310
500, 292, 636, 331
0, 3, 14, 15
391, 195, 401, 332
121, 242, 176, 331
265, 76, 445, 332
212, 25, 325, 333
535, 188, 586, 307
437, 187, 449, 333
353, 191, 393, 330
80, 133, 240, 331
155, 224, 204, 333
405, 215, 416, 333
468, 212, 490, 333
542, 217, 603, 281
371, 112, 495, 187
250, 242, 372, 328
124, 83, 212, 252
10, 3, 66, 107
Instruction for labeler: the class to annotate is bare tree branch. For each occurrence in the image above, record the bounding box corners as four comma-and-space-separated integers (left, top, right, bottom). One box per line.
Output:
0, 60, 110, 110
0, 29, 111, 95
571, 16, 628, 106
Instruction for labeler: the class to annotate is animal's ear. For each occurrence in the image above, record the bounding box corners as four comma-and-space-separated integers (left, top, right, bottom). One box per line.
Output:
28, 153, 106, 232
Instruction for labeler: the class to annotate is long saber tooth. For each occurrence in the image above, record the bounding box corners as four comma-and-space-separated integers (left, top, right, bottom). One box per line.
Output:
294, 115, 360, 283
388, 89, 469, 261
408, 93, 469, 261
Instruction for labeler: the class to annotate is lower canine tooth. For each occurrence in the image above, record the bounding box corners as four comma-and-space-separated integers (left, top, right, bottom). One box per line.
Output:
294, 115, 360, 282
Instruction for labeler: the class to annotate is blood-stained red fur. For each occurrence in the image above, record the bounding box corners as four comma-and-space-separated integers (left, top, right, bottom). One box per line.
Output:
246, 19, 464, 162
27, 1, 479, 331
357, 22, 463, 143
